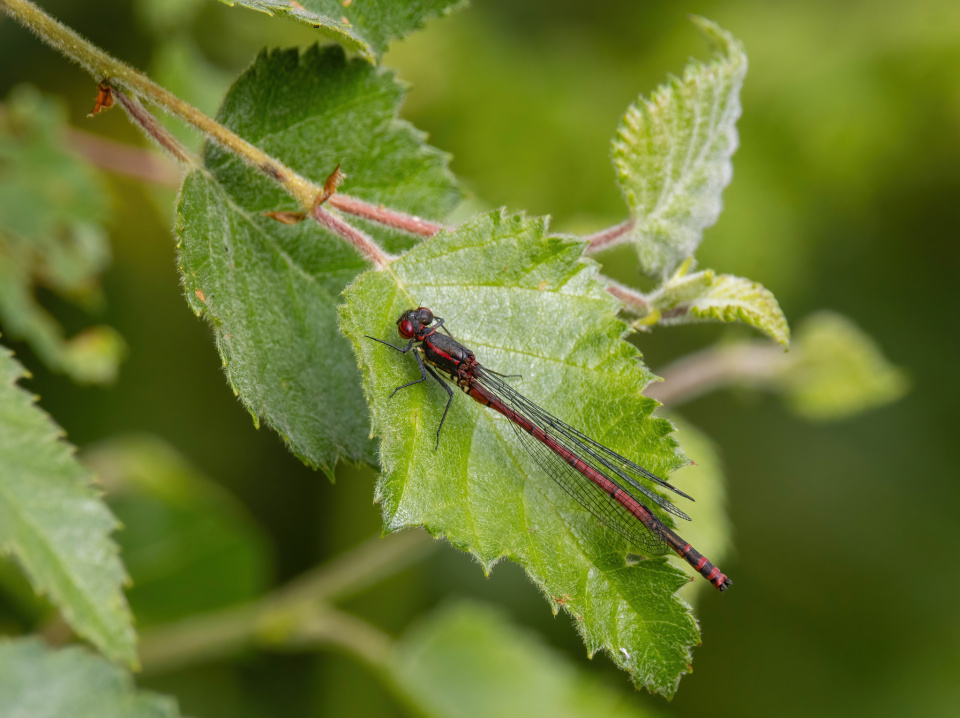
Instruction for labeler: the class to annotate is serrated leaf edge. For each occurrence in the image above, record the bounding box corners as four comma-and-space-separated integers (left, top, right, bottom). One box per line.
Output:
611, 17, 747, 276
651, 269, 790, 346
0, 345, 136, 666
339, 210, 702, 696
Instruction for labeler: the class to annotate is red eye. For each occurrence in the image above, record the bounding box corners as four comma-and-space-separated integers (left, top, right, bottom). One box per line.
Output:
398, 318, 415, 338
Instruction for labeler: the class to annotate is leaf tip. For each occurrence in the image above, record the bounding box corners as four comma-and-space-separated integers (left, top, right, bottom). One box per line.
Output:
688, 15, 746, 62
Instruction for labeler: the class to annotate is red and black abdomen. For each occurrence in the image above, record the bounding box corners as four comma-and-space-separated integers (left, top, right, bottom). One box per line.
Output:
664, 532, 732, 591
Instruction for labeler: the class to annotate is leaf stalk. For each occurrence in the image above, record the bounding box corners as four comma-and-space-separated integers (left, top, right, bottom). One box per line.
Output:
606, 281, 653, 318
112, 89, 197, 168
312, 206, 396, 269
584, 218, 636, 252
646, 342, 785, 407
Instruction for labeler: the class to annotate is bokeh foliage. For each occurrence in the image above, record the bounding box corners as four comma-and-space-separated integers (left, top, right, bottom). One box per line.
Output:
0, 0, 953, 717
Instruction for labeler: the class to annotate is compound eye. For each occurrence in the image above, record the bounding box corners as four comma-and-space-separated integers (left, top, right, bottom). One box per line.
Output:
416, 307, 434, 324
398, 318, 416, 338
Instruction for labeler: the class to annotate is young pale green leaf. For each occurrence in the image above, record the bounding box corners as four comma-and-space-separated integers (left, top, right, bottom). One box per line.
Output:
340, 210, 709, 697
0, 345, 135, 666
84, 434, 271, 627
0, 86, 125, 384
176, 45, 459, 474
779, 312, 908, 420
394, 602, 656, 718
648, 268, 790, 346
0, 638, 182, 718
612, 17, 746, 277
216, 0, 467, 62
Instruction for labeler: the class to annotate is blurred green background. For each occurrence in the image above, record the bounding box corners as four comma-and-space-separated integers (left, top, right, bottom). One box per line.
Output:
1, 0, 958, 716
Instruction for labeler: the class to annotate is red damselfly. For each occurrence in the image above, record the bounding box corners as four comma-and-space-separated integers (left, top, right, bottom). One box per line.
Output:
367, 307, 731, 591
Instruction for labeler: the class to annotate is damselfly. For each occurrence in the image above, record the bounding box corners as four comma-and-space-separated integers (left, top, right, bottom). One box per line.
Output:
367, 307, 731, 591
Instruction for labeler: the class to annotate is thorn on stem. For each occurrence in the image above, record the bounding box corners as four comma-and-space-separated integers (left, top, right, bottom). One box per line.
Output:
88, 82, 114, 117
314, 163, 345, 208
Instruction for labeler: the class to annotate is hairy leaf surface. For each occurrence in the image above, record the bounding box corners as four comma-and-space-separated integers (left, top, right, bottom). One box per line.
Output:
0, 346, 134, 665
177, 45, 459, 473
217, 0, 467, 61
0, 639, 180, 717
612, 17, 746, 276
649, 268, 790, 346
340, 210, 708, 696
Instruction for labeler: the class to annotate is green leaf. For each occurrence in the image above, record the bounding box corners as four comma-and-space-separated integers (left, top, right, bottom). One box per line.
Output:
84, 434, 271, 627
612, 17, 747, 277
394, 602, 656, 718
647, 268, 790, 346
0, 86, 124, 384
340, 210, 706, 696
0, 638, 182, 717
176, 45, 459, 474
779, 312, 908, 420
0, 345, 135, 666
217, 0, 468, 62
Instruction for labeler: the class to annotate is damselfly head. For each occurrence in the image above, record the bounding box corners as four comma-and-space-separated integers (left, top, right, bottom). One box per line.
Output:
397, 307, 434, 338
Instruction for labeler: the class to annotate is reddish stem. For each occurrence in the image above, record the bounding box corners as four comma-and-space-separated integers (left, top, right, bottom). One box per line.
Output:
328, 194, 445, 238
584, 218, 635, 252
113, 89, 195, 167
312, 205, 393, 269
646, 343, 786, 407
605, 281, 651, 314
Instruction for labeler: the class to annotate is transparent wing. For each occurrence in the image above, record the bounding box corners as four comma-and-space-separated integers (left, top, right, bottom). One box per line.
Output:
504, 412, 671, 555
475, 366, 691, 521
469, 365, 691, 556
